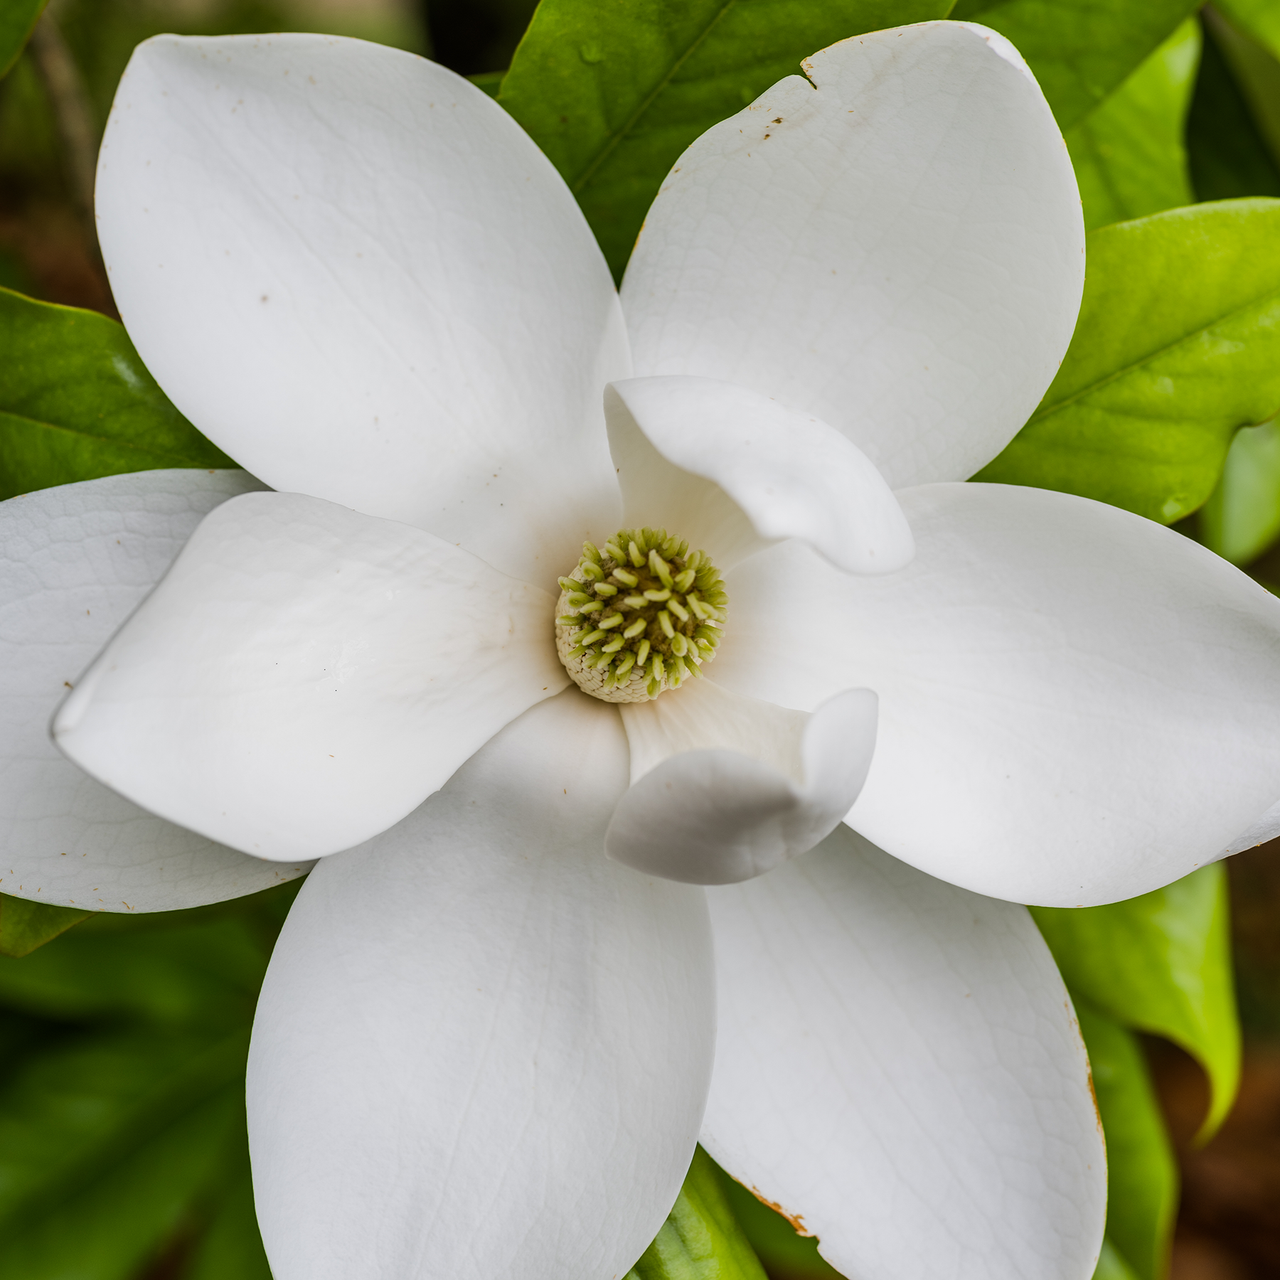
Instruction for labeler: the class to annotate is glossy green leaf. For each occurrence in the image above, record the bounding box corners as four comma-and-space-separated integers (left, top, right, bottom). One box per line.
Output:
497, 0, 949, 279
947, 0, 1197, 129
975, 199, 1280, 523
0, 893, 88, 958
1077, 1002, 1178, 1280
1187, 12, 1280, 200
1094, 1237, 1142, 1280
1199, 416, 1280, 563
0, 287, 233, 501
1065, 18, 1199, 231
1032, 864, 1239, 1141
713, 1158, 841, 1280
0, 1027, 247, 1280
0, 0, 45, 79
628, 1147, 768, 1280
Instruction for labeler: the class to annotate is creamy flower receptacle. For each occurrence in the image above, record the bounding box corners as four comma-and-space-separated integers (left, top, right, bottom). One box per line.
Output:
555, 528, 727, 702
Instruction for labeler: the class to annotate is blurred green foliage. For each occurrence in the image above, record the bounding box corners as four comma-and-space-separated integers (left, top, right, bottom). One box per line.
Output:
0, 884, 297, 1279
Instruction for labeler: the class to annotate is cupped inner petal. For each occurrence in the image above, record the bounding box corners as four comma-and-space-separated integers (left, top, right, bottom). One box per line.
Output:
608, 677, 877, 883
702, 824, 1105, 1280
621, 21, 1085, 489
248, 689, 715, 1280
96, 33, 629, 587
53, 491, 567, 862
0, 470, 312, 913
606, 376, 913, 574
713, 481, 1280, 906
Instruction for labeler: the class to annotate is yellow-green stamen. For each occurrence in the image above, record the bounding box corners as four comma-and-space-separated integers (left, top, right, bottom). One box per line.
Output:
555, 527, 727, 703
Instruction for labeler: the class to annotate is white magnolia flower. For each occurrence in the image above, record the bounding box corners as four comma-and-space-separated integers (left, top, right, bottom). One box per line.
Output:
4, 19, 1280, 1280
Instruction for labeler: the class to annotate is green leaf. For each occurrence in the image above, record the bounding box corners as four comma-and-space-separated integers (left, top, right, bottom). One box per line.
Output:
497, 0, 950, 279
1187, 12, 1280, 200
1094, 1237, 1142, 1280
0, 0, 45, 79
1032, 864, 1240, 1141
1199, 416, 1280, 563
1220, 0, 1280, 54
1077, 1002, 1178, 1280
0, 894, 89, 958
185, 1162, 272, 1280
0, 913, 272, 1027
1065, 18, 1199, 231
0, 1026, 247, 1280
975, 199, 1280, 523
628, 1147, 768, 1280
0, 287, 233, 501
946, 0, 1198, 129
468, 68, 505, 98
1208, 2, 1280, 167
712, 1158, 841, 1280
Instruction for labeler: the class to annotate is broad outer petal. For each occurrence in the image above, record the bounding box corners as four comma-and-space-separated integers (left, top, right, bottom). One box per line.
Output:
703, 825, 1104, 1280
713, 483, 1280, 906
247, 690, 714, 1280
606, 377, 912, 573
54, 491, 566, 862
0, 470, 311, 912
621, 21, 1084, 489
96, 34, 629, 588
610, 677, 877, 883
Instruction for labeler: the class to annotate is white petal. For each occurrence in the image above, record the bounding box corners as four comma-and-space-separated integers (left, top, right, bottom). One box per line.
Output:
247, 690, 714, 1280
703, 825, 1105, 1280
96, 34, 629, 587
608, 678, 877, 883
606, 377, 913, 573
54, 491, 566, 862
621, 21, 1084, 489
0, 471, 311, 912
1221, 797, 1280, 858
713, 483, 1280, 906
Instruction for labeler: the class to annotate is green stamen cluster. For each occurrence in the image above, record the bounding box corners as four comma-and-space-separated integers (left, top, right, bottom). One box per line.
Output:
555, 528, 727, 704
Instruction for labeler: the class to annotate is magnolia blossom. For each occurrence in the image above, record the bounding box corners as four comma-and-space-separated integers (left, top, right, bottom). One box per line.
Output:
4, 19, 1280, 1280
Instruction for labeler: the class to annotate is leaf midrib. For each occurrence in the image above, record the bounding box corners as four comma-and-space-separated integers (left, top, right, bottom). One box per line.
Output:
1030, 281, 1280, 424
569, 0, 741, 194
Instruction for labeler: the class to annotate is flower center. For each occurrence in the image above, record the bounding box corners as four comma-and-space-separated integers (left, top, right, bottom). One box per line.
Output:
555, 528, 727, 704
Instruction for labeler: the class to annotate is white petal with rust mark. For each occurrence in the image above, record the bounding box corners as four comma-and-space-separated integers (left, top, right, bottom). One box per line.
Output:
703, 825, 1105, 1280
622, 21, 1084, 489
